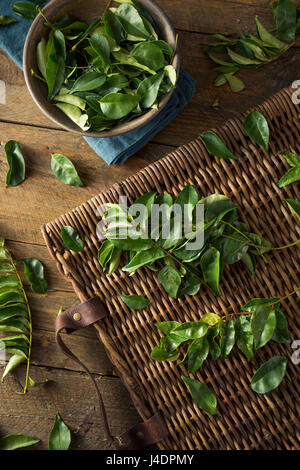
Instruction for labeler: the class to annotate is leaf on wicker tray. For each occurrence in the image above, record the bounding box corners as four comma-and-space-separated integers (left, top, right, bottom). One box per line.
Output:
250, 356, 288, 394
119, 294, 150, 309
242, 110, 270, 150
181, 376, 218, 415
157, 265, 181, 298
284, 198, 300, 219
200, 131, 238, 160
219, 317, 235, 358
277, 151, 300, 187
250, 305, 276, 349
61, 226, 84, 252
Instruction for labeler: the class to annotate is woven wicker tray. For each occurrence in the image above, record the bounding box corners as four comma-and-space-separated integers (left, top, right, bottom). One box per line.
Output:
42, 85, 300, 450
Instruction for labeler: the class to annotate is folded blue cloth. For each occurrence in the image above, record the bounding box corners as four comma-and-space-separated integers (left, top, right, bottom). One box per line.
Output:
0, 3, 195, 165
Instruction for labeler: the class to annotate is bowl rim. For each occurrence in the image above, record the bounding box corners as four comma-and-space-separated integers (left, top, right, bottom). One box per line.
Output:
23, 0, 180, 138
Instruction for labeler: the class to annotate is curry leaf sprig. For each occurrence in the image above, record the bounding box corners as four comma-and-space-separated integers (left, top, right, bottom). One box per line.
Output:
97, 184, 292, 298
207, 0, 300, 92
32, 0, 177, 132
0, 238, 47, 392
151, 292, 297, 414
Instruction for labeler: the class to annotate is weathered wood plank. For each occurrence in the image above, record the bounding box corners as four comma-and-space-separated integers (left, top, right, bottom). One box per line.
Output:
0, 365, 140, 450
159, 0, 277, 34
0, 122, 174, 245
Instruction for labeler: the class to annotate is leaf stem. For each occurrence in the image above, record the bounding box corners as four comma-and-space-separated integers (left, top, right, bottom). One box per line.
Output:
273, 286, 300, 306
8, 253, 32, 394
272, 239, 300, 251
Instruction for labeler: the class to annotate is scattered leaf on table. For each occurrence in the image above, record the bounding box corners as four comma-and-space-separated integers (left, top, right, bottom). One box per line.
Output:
48, 413, 71, 450
271, 0, 297, 42
17, 258, 47, 294
51, 154, 83, 187
4, 140, 25, 187
0, 434, 40, 450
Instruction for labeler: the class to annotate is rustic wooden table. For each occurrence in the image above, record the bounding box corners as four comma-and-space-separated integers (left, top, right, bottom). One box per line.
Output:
0, 0, 299, 450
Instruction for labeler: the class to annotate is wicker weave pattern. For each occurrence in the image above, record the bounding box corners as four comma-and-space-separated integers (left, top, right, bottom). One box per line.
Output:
42, 85, 300, 450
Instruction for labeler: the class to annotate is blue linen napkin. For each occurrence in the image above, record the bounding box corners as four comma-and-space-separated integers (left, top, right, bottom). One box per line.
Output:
0, 3, 195, 165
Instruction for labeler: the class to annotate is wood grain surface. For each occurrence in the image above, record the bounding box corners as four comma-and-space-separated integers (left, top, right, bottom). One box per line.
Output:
0, 0, 299, 450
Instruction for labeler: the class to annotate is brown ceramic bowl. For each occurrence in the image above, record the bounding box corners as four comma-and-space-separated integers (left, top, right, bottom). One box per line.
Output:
23, 0, 180, 137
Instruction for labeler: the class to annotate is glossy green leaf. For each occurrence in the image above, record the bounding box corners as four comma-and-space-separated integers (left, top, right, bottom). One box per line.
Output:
280, 151, 300, 167
207, 325, 221, 360
278, 166, 300, 187
235, 316, 254, 360
54, 88, 86, 110
119, 294, 150, 309
17, 258, 47, 294
0, 290, 24, 307
255, 16, 287, 49
5, 140, 26, 187
137, 72, 164, 108
220, 318, 235, 358
272, 309, 290, 344
48, 413, 71, 450
179, 274, 201, 296
155, 321, 181, 335
187, 337, 209, 373
171, 321, 208, 342
200, 247, 221, 295
0, 274, 19, 289
100, 92, 139, 119
110, 237, 153, 251
71, 72, 106, 93
200, 131, 238, 160
37, 38, 47, 79
51, 154, 83, 187
122, 247, 164, 272
251, 356, 287, 394
250, 305, 276, 349
46, 30, 66, 101
0, 16, 18, 26
61, 226, 84, 252
0, 434, 40, 450
0, 304, 28, 321
12, 1, 37, 19
242, 297, 279, 312
201, 312, 221, 326
164, 65, 177, 86
181, 376, 218, 415
225, 73, 245, 92
284, 198, 300, 219
55, 102, 90, 131
158, 265, 181, 298
116, 3, 151, 40
272, 0, 297, 41
104, 11, 125, 43
227, 48, 262, 65
151, 335, 180, 361
242, 111, 269, 150
132, 42, 165, 71
1, 354, 26, 382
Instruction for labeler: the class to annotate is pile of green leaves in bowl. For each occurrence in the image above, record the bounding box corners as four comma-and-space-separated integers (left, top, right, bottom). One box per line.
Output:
34, 1, 178, 132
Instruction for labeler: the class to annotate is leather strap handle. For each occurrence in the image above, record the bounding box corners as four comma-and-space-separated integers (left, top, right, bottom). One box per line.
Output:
55, 296, 114, 446
55, 296, 169, 449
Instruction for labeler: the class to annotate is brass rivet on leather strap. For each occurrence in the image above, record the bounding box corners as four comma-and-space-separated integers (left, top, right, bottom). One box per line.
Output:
73, 312, 81, 321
